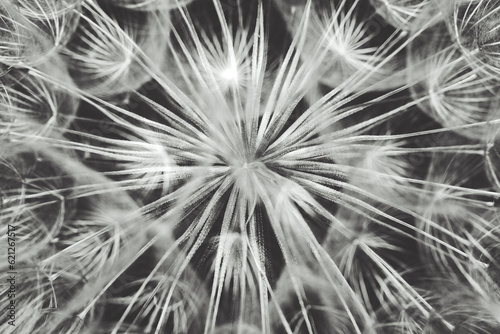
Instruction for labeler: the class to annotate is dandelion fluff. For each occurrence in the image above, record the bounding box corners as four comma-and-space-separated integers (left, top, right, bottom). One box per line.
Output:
270, 267, 367, 334
0, 64, 79, 141
13, 0, 82, 49
4, 0, 500, 333
0, 147, 78, 265
213, 322, 262, 334
13, 0, 82, 19
484, 124, 500, 191
0, 264, 97, 334
275, 0, 407, 92
369, 0, 431, 30
63, 0, 170, 98
106, 0, 193, 11
446, 0, 500, 77
0, 2, 49, 66
407, 22, 500, 140
415, 151, 494, 285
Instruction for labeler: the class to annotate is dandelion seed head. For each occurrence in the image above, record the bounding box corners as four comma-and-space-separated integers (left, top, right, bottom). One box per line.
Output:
5, 0, 500, 333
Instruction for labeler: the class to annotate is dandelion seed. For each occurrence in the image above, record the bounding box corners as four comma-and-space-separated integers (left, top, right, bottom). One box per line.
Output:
0, 2, 47, 66
0, 62, 79, 141
0, 146, 77, 265
429, 282, 500, 334
446, 0, 500, 77
72, 123, 177, 198
106, 274, 203, 333
276, 0, 407, 92
340, 139, 415, 203
62, 0, 170, 98
369, 0, 431, 30
271, 267, 368, 334
407, 22, 500, 140
375, 289, 449, 334
13, 0, 82, 49
415, 151, 496, 287
163, 0, 267, 119
13, 0, 82, 18
49, 193, 138, 281
0, 265, 95, 334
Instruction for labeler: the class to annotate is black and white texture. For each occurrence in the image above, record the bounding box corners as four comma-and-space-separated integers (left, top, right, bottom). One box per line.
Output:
1, 0, 500, 333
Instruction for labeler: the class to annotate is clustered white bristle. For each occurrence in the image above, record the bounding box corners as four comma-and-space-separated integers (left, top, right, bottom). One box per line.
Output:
2, 0, 500, 334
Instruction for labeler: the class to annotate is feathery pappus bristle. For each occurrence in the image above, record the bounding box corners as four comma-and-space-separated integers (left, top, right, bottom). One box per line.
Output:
2, 0, 500, 333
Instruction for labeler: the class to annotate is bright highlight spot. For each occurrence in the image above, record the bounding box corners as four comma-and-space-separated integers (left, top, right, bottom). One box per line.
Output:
220, 63, 239, 83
